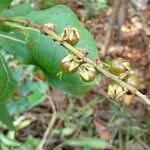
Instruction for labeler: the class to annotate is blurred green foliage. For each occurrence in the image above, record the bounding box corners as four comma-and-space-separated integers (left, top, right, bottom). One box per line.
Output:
0, 134, 39, 150
0, 0, 12, 13
77, 0, 108, 17
6, 65, 49, 116
38, 0, 61, 9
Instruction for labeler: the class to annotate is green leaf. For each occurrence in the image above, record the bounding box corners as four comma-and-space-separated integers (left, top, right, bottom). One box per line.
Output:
0, 5, 99, 96
0, 0, 12, 13
0, 104, 15, 130
68, 138, 112, 149
0, 53, 17, 103
0, 31, 34, 64
0, 133, 20, 146
0, 3, 35, 32
16, 136, 39, 150
22, 5, 99, 96
24, 5, 98, 58
28, 91, 47, 109
7, 90, 47, 116
0, 3, 34, 17
6, 97, 30, 116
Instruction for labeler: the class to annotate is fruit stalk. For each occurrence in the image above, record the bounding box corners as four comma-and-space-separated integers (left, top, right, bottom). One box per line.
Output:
0, 18, 149, 105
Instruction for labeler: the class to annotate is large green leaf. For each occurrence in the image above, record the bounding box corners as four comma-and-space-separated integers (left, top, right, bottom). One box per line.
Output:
24, 5, 98, 58
0, 0, 12, 13
0, 31, 34, 64
0, 3, 35, 63
22, 5, 99, 96
0, 5, 99, 96
0, 133, 20, 146
0, 53, 17, 103
0, 104, 14, 130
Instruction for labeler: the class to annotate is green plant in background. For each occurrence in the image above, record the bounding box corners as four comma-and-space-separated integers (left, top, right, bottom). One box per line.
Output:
77, 0, 108, 17
38, 0, 61, 9
0, 134, 39, 150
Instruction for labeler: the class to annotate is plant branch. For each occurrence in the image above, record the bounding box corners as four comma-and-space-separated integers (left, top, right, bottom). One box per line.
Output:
0, 18, 150, 105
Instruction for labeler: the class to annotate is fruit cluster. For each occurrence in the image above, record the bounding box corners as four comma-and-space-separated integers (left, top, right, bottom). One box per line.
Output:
108, 57, 140, 104
61, 54, 98, 82
60, 27, 98, 82
59, 27, 140, 103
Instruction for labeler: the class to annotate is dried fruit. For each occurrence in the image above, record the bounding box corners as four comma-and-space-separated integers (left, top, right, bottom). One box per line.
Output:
123, 93, 134, 105
109, 57, 130, 76
108, 83, 126, 101
124, 74, 140, 89
61, 27, 80, 45
61, 54, 80, 73
79, 63, 97, 82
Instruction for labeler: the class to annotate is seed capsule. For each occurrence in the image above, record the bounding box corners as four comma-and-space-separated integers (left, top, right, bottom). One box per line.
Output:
61, 54, 80, 73
124, 74, 140, 89
123, 93, 134, 105
109, 57, 130, 76
61, 27, 80, 45
79, 64, 97, 82
108, 83, 126, 101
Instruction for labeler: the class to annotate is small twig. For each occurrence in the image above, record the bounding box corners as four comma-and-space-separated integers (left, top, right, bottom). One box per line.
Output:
0, 18, 150, 105
136, 8, 150, 54
138, 139, 150, 150
101, 0, 122, 57
39, 92, 57, 150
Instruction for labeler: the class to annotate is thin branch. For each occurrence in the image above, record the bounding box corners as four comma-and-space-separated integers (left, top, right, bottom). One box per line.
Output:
136, 8, 150, 54
97, 68, 150, 105
39, 92, 57, 150
0, 18, 150, 105
101, 0, 122, 58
